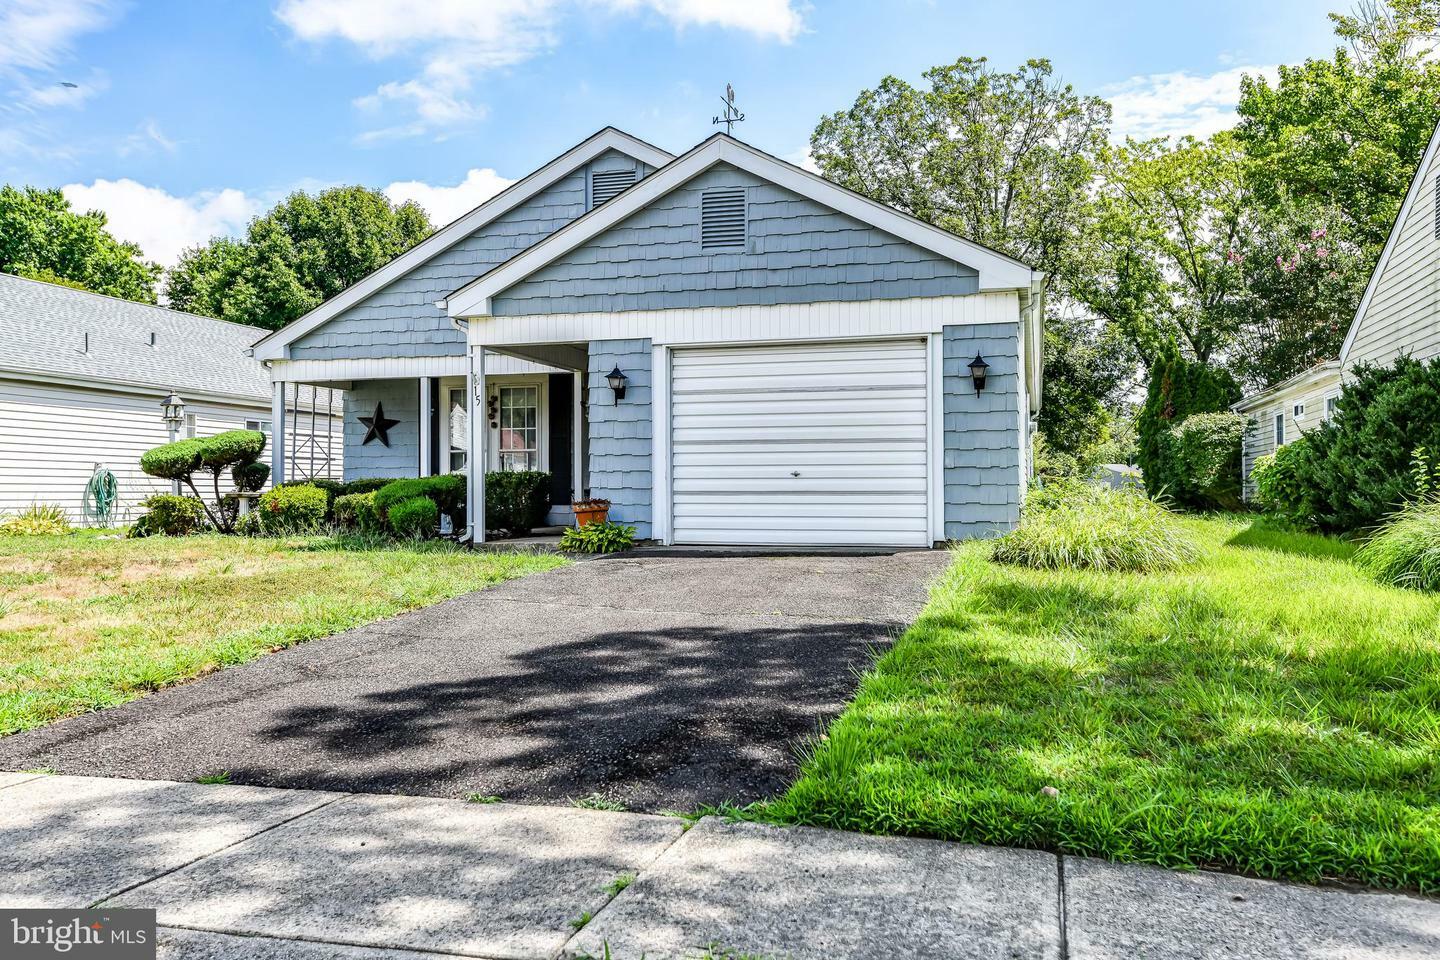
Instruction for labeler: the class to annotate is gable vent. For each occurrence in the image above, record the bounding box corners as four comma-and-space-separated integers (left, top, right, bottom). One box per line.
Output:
591, 168, 636, 207
700, 187, 747, 251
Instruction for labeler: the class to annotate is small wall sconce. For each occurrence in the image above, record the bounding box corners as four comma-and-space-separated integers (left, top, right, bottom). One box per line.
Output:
606, 365, 628, 404
967, 353, 990, 396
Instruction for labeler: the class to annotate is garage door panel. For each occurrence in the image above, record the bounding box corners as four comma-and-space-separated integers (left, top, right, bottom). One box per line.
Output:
671, 338, 930, 546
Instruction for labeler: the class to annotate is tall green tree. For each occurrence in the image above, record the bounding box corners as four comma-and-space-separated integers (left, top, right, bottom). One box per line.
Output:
1136, 342, 1242, 501
0, 185, 160, 302
810, 57, 1129, 461
166, 185, 432, 330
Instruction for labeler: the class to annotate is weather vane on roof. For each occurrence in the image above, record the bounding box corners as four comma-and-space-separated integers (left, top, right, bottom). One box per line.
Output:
713, 84, 745, 136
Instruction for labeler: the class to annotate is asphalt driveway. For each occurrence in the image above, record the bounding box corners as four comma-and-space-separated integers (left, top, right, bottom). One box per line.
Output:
0, 550, 948, 811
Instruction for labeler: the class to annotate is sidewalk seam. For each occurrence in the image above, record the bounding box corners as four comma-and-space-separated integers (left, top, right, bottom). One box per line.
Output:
88, 790, 357, 908
0, 773, 43, 790
158, 922, 499, 959
1057, 853, 1070, 960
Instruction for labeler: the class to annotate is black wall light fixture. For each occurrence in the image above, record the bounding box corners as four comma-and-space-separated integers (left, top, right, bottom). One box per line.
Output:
968, 353, 990, 396
606, 366, 628, 404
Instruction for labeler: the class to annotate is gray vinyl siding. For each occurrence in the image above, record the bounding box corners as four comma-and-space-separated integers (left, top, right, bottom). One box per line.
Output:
290, 150, 652, 361
491, 163, 980, 316
1347, 142, 1440, 369
1238, 371, 1343, 499
343, 379, 420, 481
943, 322, 1022, 540
587, 339, 651, 538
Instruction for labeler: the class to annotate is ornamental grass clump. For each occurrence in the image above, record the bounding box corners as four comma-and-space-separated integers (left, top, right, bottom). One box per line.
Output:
1355, 502, 1440, 591
991, 481, 1199, 573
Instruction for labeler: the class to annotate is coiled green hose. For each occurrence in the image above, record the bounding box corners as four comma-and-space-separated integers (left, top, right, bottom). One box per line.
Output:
83, 464, 119, 527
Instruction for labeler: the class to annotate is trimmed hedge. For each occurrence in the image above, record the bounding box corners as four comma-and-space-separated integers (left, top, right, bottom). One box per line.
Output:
232, 460, 270, 492
339, 477, 395, 497
257, 483, 327, 535
197, 430, 266, 472
139, 438, 204, 480
388, 496, 439, 539
1137, 343, 1241, 506
486, 470, 551, 534
373, 474, 466, 526
334, 491, 382, 534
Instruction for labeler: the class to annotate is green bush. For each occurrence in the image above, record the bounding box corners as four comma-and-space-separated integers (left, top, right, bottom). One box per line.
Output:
1250, 438, 1311, 518
197, 430, 266, 472
139, 438, 204, 480
139, 429, 267, 534
1355, 502, 1440, 591
339, 477, 393, 496
278, 477, 344, 519
256, 483, 327, 535
0, 503, 70, 537
559, 520, 636, 554
1136, 343, 1241, 505
373, 474, 467, 527
234, 511, 262, 537
991, 482, 1200, 572
333, 491, 382, 534
1165, 412, 1246, 510
486, 471, 552, 534
388, 496, 439, 539
130, 494, 207, 537
231, 460, 270, 493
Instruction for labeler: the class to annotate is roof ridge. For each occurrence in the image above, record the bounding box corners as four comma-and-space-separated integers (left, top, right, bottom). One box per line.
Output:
0, 271, 267, 335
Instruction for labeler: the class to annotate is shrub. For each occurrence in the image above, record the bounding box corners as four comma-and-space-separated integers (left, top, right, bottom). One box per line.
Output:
388, 496, 439, 539
339, 477, 393, 496
0, 503, 70, 537
140, 438, 204, 480
559, 520, 636, 554
256, 483, 327, 535
234, 511, 263, 537
991, 483, 1200, 572
231, 460, 270, 492
197, 430, 266, 472
1283, 357, 1440, 531
130, 494, 207, 537
1136, 343, 1241, 502
1164, 412, 1246, 510
1250, 437, 1312, 518
138, 429, 266, 533
1355, 502, 1440, 591
278, 477, 344, 519
333, 491, 382, 534
486, 471, 552, 534
373, 474, 467, 528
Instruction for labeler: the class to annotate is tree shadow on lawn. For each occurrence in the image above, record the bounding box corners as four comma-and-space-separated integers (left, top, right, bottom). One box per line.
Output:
1224, 518, 1357, 561
224, 619, 902, 812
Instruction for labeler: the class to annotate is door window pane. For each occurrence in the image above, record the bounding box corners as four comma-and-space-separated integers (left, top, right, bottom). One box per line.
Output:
497, 385, 539, 472
448, 388, 467, 472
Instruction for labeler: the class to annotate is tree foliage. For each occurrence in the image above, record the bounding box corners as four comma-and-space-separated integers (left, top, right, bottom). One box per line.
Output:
0, 185, 160, 302
165, 186, 432, 330
1136, 343, 1242, 503
139, 430, 268, 533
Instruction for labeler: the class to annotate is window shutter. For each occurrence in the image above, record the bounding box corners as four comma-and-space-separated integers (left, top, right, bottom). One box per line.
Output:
591, 169, 636, 207
700, 187, 747, 251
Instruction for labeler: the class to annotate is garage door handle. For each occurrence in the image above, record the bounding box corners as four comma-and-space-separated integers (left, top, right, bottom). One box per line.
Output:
790, 471, 801, 477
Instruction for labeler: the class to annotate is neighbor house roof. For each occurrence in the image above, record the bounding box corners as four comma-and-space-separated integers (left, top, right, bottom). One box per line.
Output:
0, 272, 271, 404
1232, 360, 1342, 413
251, 126, 675, 362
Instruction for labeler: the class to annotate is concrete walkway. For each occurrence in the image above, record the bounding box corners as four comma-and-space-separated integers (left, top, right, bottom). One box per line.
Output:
3, 774, 1437, 959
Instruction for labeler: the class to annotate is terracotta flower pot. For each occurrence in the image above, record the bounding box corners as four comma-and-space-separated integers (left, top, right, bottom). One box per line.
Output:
572, 499, 610, 527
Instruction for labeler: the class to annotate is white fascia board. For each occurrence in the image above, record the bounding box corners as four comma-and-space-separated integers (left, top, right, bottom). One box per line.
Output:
1232, 361, 1342, 412
0, 365, 270, 409
1339, 115, 1440, 367
252, 128, 674, 361
444, 136, 1035, 319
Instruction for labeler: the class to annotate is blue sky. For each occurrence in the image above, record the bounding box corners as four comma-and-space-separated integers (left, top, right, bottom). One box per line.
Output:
1, 0, 1341, 267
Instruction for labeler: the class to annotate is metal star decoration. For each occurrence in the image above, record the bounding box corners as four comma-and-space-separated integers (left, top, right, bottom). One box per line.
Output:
358, 401, 400, 447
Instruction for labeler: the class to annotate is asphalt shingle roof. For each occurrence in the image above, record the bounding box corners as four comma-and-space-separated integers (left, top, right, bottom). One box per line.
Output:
0, 272, 270, 401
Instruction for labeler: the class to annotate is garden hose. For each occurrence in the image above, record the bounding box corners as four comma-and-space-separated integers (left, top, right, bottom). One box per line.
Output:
83, 464, 119, 528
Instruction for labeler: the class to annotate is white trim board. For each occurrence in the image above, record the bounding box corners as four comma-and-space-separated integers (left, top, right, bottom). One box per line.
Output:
465, 293, 1021, 350
267, 355, 564, 383
443, 135, 1035, 318
1339, 114, 1440, 366
251, 127, 674, 362
0, 367, 270, 410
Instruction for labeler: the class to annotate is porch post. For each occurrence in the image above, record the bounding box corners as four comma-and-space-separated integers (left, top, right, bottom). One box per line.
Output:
468, 347, 486, 543
571, 369, 584, 505
418, 377, 433, 478
270, 380, 287, 485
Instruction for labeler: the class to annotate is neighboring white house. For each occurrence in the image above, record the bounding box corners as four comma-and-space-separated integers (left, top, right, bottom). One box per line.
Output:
1236, 114, 1440, 496
0, 273, 341, 524
253, 128, 1044, 547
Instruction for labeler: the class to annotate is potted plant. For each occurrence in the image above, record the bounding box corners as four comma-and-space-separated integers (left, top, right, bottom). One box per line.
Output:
572, 497, 610, 527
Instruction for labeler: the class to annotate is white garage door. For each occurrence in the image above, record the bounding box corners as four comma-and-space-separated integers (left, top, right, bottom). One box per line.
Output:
670, 339, 930, 546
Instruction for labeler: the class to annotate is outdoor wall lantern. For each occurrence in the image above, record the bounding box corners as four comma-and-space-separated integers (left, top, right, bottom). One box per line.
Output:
967, 354, 990, 396
606, 365, 629, 404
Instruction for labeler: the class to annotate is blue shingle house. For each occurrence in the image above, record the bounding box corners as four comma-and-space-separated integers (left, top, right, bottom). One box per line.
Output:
251, 128, 1043, 547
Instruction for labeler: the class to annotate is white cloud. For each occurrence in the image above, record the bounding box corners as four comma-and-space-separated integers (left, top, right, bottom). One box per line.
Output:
117, 119, 177, 158
0, 0, 119, 72
784, 145, 820, 173
383, 167, 516, 227
61, 179, 261, 267
1105, 64, 1278, 141
275, 0, 803, 141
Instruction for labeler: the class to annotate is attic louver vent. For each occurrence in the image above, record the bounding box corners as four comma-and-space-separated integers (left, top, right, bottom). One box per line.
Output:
591, 169, 636, 207
700, 187, 746, 251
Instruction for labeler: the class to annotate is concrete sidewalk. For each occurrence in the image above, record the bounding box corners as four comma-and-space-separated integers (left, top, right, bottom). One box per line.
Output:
2, 774, 1437, 959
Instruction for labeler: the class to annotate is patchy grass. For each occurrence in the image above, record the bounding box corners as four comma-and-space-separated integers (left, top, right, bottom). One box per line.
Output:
605, 873, 635, 896
466, 793, 503, 804
764, 515, 1440, 893
0, 532, 565, 735
573, 792, 627, 812
196, 771, 232, 785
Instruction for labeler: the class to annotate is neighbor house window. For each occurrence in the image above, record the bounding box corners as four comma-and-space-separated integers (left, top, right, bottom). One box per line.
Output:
245, 418, 272, 440
496, 385, 539, 472
1293, 403, 1305, 419
185, 414, 197, 438
1325, 396, 1338, 420
1274, 412, 1285, 446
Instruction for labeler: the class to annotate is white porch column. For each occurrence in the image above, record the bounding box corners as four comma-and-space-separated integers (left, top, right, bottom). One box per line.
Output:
571, 369, 584, 505
468, 348, 486, 542
418, 377, 433, 478
270, 380, 287, 485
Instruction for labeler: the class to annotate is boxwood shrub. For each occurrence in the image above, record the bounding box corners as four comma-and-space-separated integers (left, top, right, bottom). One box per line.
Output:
373, 474, 466, 528
256, 483, 327, 535
333, 491, 382, 534
388, 496, 439, 540
485, 470, 551, 534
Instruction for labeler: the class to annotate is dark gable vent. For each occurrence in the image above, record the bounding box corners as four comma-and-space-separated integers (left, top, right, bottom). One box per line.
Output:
700, 187, 746, 251
591, 168, 636, 207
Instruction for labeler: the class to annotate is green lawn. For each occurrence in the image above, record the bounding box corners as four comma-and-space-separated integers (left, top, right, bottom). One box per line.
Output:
764, 515, 1440, 892
0, 532, 564, 735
